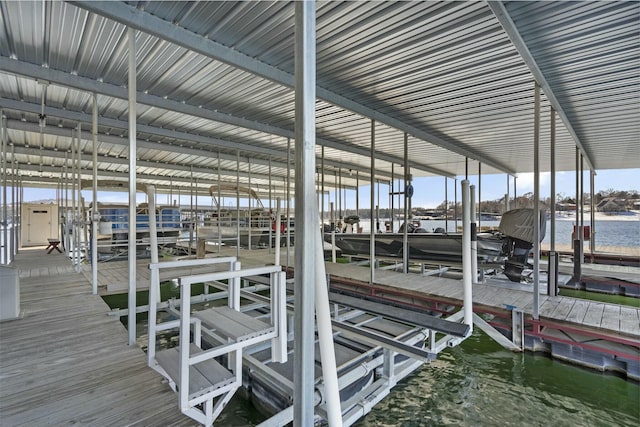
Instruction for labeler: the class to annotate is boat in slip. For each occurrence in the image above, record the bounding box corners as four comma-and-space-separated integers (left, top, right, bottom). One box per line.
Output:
326, 208, 545, 283
94, 203, 182, 260
198, 184, 293, 248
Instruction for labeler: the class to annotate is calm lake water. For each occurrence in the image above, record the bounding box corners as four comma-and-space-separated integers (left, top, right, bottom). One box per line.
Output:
355, 329, 639, 427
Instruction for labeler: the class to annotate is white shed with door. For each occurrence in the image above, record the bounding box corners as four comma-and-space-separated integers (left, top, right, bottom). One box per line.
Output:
21, 203, 59, 247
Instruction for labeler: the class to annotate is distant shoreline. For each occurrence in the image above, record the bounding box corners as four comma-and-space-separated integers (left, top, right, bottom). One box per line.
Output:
555, 211, 640, 222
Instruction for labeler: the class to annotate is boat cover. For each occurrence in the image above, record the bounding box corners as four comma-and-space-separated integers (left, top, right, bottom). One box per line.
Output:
498, 208, 546, 243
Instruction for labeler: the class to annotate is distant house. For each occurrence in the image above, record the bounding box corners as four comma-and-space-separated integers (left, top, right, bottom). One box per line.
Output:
557, 202, 576, 212
597, 198, 627, 213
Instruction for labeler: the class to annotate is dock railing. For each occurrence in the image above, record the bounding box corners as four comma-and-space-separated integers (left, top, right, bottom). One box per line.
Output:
147, 257, 287, 426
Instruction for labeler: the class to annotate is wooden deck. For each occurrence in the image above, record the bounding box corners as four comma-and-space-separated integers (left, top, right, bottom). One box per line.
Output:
323, 261, 640, 339
81, 256, 236, 295
0, 247, 196, 426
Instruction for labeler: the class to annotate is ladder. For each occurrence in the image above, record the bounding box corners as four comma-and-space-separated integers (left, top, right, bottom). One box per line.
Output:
147, 257, 287, 426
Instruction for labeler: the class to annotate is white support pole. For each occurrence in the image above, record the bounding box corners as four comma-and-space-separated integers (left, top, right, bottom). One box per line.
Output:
505, 175, 510, 212
330, 202, 336, 263
533, 82, 541, 320
269, 156, 273, 253
75, 124, 82, 273
402, 132, 409, 274
1, 112, 6, 265
286, 138, 291, 269
444, 177, 449, 233
217, 154, 222, 252
315, 231, 342, 427
275, 198, 281, 265
91, 94, 99, 294
470, 184, 478, 284
549, 107, 558, 296
370, 119, 375, 284
248, 159, 252, 250
294, 2, 318, 425
63, 151, 69, 255
147, 185, 159, 264
127, 26, 138, 346
235, 151, 240, 257
71, 126, 77, 267
10, 144, 16, 261
461, 180, 473, 331
321, 146, 325, 230
590, 170, 595, 254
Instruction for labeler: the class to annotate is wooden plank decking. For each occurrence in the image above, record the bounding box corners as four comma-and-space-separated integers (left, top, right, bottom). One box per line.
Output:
0, 247, 196, 426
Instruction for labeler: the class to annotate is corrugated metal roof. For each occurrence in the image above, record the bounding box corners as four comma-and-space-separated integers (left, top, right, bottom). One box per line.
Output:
0, 0, 637, 195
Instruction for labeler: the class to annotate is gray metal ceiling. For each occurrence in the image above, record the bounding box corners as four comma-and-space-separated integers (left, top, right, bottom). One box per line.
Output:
0, 0, 638, 195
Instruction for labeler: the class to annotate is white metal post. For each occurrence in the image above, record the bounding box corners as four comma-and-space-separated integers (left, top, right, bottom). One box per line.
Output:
76, 124, 82, 273
275, 198, 281, 264
147, 266, 159, 368
533, 82, 541, 320
269, 156, 273, 253
549, 107, 558, 296
294, 1, 319, 424
315, 229, 342, 427
147, 185, 159, 264
91, 94, 99, 294
10, 144, 16, 262
370, 119, 375, 284
470, 184, 478, 283
590, 170, 595, 254
229, 260, 241, 311
286, 138, 291, 269
178, 278, 191, 412
402, 132, 409, 273
127, 27, 138, 346
461, 180, 473, 331
1, 112, 6, 265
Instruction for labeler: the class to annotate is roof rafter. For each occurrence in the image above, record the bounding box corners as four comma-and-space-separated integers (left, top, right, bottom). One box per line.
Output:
0, 55, 449, 177
487, 1, 595, 172
68, 0, 497, 175
0, 95, 391, 180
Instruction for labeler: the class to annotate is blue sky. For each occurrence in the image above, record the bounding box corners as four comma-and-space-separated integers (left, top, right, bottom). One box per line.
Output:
19, 168, 640, 209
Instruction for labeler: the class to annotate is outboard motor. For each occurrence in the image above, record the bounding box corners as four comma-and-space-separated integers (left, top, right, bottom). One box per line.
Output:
498, 208, 546, 282
398, 222, 428, 233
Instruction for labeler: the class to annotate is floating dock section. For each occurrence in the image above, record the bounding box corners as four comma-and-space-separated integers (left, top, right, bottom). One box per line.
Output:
0, 248, 194, 426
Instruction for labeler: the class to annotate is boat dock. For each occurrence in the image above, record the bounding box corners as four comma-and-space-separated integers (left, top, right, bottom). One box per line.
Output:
211, 247, 640, 380
2, 244, 638, 425
0, 248, 195, 426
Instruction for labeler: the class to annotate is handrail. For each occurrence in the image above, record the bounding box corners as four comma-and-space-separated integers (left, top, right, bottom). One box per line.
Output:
178, 265, 284, 287
147, 256, 238, 368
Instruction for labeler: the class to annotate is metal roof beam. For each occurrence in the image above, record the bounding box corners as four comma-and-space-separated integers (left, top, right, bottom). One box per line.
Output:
487, 1, 594, 172
0, 95, 388, 180
9, 162, 353, 194
66, 1, 469, 176
0, 56, 441, 176
6, 120, 358, 190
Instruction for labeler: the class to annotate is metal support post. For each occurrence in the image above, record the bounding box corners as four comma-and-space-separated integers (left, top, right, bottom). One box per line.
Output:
470, 184, 478, 283
127, 27, 137, 346
511, 309, 525, 350
294, 2, 319, 424
402, 132, 409, 274
91, 94, 99, 294
533, 82, 541, 320
461, 180, 473, 332
549, 107, 558, 296
370, 119, 375, 284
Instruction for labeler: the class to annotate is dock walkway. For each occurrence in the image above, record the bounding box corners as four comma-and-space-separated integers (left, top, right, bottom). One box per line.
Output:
205, 247, 640, 340
0, 247, 195, 426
